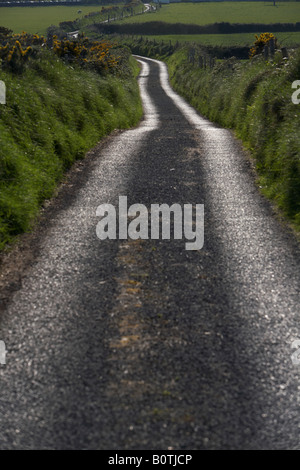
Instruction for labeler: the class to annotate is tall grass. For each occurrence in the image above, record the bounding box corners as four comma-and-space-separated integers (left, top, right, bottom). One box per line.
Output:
167, 46, 300, 229
0, 50, 142, 249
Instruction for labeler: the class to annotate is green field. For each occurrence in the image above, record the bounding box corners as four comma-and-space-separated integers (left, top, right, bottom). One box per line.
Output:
1, 2, 300, 36
120, 1, 300, 25
1, 2, 300, 38
0, 4, 120, 34
143, 31, 300, 47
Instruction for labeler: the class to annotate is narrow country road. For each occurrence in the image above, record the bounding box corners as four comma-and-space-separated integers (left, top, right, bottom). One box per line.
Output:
0, 57, 300, 450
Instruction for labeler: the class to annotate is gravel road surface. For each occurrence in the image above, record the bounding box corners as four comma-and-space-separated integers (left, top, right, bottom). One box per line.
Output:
0, 57, 300, 450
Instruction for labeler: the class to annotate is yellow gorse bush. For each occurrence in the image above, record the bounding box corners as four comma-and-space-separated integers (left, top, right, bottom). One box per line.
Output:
52, 35, 119, 72
0, 32, 45, 72
0, 31, 119, 74
0, 40, 33, 73
249, 32, 278, 59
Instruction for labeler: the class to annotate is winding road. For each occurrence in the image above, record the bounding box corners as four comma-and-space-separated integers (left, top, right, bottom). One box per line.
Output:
0, 57, 300, 450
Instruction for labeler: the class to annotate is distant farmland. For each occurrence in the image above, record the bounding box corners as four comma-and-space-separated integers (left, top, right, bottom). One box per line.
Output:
1, 1, 300, 45
107, 1, 300, 46
0, 4, 122, 34
118, 2, 300, 26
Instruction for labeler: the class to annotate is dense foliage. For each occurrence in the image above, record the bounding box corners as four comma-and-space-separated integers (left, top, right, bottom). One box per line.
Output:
0, 30, 142, 249
167, 44, 300, 229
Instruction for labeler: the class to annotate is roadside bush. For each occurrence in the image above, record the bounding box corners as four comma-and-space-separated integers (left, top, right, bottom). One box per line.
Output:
0, 33, 142, 249
249, 32, 278, 58
167, 45, 300, 230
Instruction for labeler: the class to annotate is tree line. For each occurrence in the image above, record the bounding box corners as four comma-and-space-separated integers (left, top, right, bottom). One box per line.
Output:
95, 20, 300, 35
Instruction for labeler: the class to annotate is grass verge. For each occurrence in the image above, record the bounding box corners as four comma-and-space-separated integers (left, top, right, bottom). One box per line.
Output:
166, 46, 300, 230
0, 47, 142, 250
